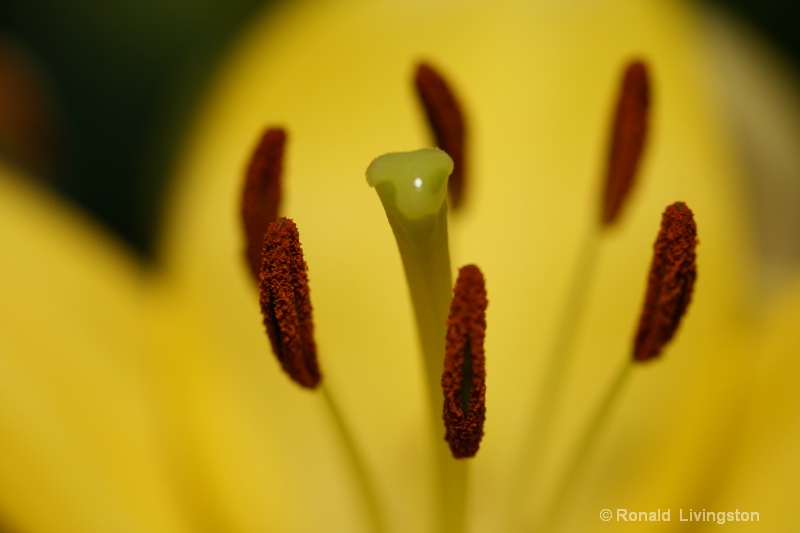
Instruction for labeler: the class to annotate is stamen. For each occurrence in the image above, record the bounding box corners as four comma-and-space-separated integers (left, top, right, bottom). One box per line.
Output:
243, 127, 286, 281
258, 217, 321, 388
601, 60, 651, 226
634, 202, 698, 362
415, 62, 467, 209
442, 265, 487, 459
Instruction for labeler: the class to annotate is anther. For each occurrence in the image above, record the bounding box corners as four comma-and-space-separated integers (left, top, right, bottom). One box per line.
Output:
415, 62, 467, 210
243, 127, 286, 281
442, 264, 487, 458
259, 217, 321, 388
633, 202, 697, 362
601, 60, 651, 226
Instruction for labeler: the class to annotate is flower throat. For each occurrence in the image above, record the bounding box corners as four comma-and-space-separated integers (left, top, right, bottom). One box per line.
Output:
239, 59, 697, 533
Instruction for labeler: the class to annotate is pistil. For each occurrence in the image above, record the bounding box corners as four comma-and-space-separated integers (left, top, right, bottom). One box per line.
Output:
367, 148, 455, 411
367, 147, 468, 533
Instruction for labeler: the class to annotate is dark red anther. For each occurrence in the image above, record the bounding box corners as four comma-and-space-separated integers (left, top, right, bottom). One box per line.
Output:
633, 202, 697, 362
442, 265, 487, 458
602, 60, 651, 226
415, 62, 467, 210
259, 218, 321, 388
243, 127, 286, 281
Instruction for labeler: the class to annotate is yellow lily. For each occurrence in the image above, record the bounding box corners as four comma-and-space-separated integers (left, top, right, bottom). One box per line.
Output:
2, 0, 799, 532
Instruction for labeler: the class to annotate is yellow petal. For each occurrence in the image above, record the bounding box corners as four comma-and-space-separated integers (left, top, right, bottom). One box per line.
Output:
0, 163, 187, 533
698, 277, 800, 532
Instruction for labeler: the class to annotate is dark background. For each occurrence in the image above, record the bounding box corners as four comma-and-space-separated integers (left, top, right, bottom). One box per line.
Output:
0, 0, 797, 258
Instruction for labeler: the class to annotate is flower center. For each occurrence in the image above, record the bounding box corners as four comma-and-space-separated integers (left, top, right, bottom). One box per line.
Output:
238, 58, 698, 533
